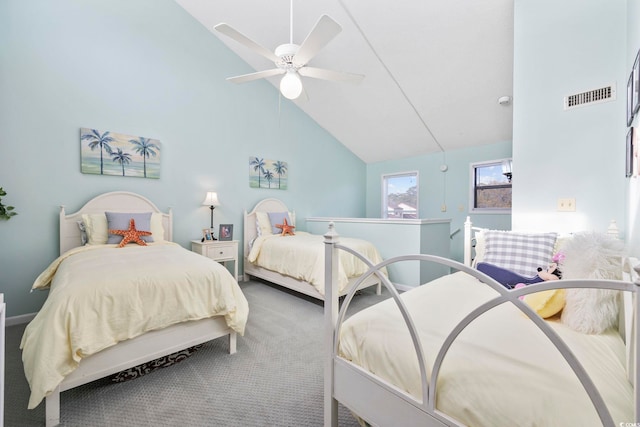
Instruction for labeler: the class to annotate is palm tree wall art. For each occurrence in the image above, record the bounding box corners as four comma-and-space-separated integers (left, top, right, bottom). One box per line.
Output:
81, 128, 161, 178
249, 157, 288, 190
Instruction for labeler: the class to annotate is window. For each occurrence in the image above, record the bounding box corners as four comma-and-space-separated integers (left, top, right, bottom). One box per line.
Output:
382, 172, 418, 219
470, 159, 512, 212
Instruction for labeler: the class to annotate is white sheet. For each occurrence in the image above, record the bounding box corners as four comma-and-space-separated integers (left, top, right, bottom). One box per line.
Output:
21, 242, 248, 409
339, 271, 633, 426
247, 231, 385, 294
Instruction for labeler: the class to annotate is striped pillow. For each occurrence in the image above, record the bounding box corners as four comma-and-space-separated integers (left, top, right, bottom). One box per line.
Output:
482, 231, 558, 277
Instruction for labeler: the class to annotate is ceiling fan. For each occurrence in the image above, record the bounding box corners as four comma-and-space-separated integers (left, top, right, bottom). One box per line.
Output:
214, 1, 364, 100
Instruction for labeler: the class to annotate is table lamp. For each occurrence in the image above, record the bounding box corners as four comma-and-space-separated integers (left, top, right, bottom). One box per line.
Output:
202, 191, 220, 240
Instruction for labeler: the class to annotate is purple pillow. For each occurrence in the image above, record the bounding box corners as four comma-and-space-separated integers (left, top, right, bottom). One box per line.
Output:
476, 262, 543, 289
267, 212, 291, 234
106, 212, 153, 244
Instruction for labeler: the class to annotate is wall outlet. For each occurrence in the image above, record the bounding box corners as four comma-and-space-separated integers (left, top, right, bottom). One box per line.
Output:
441, 204, 447, 212
557, 198, 576, 212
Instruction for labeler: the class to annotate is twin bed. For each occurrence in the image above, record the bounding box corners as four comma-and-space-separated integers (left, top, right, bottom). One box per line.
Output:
243, 198, 383, 299
21, 191, 249, 427
323, 219, 640, 426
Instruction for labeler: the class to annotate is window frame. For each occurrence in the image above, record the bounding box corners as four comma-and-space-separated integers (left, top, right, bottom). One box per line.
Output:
381, 171, 419, 219
469, 158, 512, 214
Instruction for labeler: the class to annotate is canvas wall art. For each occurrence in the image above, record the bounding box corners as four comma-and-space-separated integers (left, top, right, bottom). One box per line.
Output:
249, 156, 288, 189
81, 128, 161, 178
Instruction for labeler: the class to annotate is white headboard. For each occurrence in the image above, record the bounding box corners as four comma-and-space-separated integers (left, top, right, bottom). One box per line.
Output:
243, 198, 290, 258
59, 191, 173, 254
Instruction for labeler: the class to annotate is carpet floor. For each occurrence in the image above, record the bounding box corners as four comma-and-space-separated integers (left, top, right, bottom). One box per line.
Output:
5, 279, 389, 426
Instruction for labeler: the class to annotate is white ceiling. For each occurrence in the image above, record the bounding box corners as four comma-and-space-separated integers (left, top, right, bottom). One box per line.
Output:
175, 0, 514, 164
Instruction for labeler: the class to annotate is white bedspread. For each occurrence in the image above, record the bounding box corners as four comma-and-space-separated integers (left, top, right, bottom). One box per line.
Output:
339, 271, 633, 426
247, 231, 385, 294
21, 242, 249, 409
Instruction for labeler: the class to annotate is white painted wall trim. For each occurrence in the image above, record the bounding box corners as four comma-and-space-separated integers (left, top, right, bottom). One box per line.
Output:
306, 217, 450, 225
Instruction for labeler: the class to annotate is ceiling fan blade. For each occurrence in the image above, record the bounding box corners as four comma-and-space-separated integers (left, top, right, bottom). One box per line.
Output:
294, 15, 342, 66
214, 23, 279, 63
227, 69, 285, 84
298, 67, 364, 83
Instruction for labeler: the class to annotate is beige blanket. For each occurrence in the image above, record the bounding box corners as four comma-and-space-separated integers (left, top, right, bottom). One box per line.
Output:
339, 271, 633, 426
248, 231, 385, 294
21, 242, 248, 409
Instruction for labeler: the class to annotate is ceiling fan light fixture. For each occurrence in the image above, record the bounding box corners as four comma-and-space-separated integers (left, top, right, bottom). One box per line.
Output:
280, 71, 302, 100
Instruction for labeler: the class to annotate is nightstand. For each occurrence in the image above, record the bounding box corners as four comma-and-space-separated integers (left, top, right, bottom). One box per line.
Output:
191, 240, 238, 281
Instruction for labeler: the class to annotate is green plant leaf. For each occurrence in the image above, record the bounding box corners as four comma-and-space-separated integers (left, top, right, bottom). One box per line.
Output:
0, 187, 17, 220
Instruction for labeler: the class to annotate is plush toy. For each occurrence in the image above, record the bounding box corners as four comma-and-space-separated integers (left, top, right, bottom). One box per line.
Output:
476, 262, 560, 289
536, 262, 561, 281
512, 259, 565, 318
514, 282, 566, 318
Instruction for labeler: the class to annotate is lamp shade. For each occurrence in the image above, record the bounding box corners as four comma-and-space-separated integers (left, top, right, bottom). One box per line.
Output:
280, 71, 303, 100
202, 192, 220, 207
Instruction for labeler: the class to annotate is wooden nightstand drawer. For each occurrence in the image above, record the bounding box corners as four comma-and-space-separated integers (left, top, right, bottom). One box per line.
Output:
204, 244, 235, 261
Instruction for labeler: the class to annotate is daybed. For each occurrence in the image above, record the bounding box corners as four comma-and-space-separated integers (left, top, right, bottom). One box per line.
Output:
243, 198, 382, 299
323, 218, 640, 426
21, 191, 249, 427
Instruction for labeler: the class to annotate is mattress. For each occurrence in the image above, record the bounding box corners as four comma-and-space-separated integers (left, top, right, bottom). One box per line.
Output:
21, 242, 249, 409
339, 271, 633, 426
247, 231, 385, 294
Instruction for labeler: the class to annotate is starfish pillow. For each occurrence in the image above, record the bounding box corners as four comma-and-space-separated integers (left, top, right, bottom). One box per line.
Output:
275, 217, 295, 236
109, 218, 152, 248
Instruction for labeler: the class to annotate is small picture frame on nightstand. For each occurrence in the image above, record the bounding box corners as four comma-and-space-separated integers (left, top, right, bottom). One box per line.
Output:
202, 228, 213, 242
219, 224, 233, 241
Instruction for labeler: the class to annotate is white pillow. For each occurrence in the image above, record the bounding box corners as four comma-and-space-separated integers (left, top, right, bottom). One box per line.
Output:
255, 212, 272, 236
82, 213, 109, 245
149, 213, 165, 242
559, 232, 625, 334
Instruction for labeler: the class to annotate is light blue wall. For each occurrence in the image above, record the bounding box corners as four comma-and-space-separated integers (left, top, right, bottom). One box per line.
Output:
627, 0, 640, 256
366, 141, 512, 261
512, 0, 627, 234
0, 0, 366, 317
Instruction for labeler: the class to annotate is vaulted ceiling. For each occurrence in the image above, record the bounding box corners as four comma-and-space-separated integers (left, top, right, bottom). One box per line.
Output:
176, 0, 514, 164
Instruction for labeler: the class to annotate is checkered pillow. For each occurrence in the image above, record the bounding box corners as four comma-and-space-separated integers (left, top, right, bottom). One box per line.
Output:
482, 231, 558, 277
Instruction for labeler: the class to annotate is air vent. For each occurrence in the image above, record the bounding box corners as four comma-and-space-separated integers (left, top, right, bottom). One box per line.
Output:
564, 84, 616, 110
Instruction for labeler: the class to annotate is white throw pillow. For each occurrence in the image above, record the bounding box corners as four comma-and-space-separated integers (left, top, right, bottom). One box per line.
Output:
559, 232, 625, 334
150, 213, 165, 242
82, 213, 109, 245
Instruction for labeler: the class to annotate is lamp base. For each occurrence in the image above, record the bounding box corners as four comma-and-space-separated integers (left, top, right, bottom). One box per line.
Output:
210, 228, 217, 241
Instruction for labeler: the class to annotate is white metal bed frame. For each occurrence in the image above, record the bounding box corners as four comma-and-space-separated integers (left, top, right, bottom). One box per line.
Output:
243, 198, 381, 299
323, 220, 640, 427
45, 191, 237, 427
